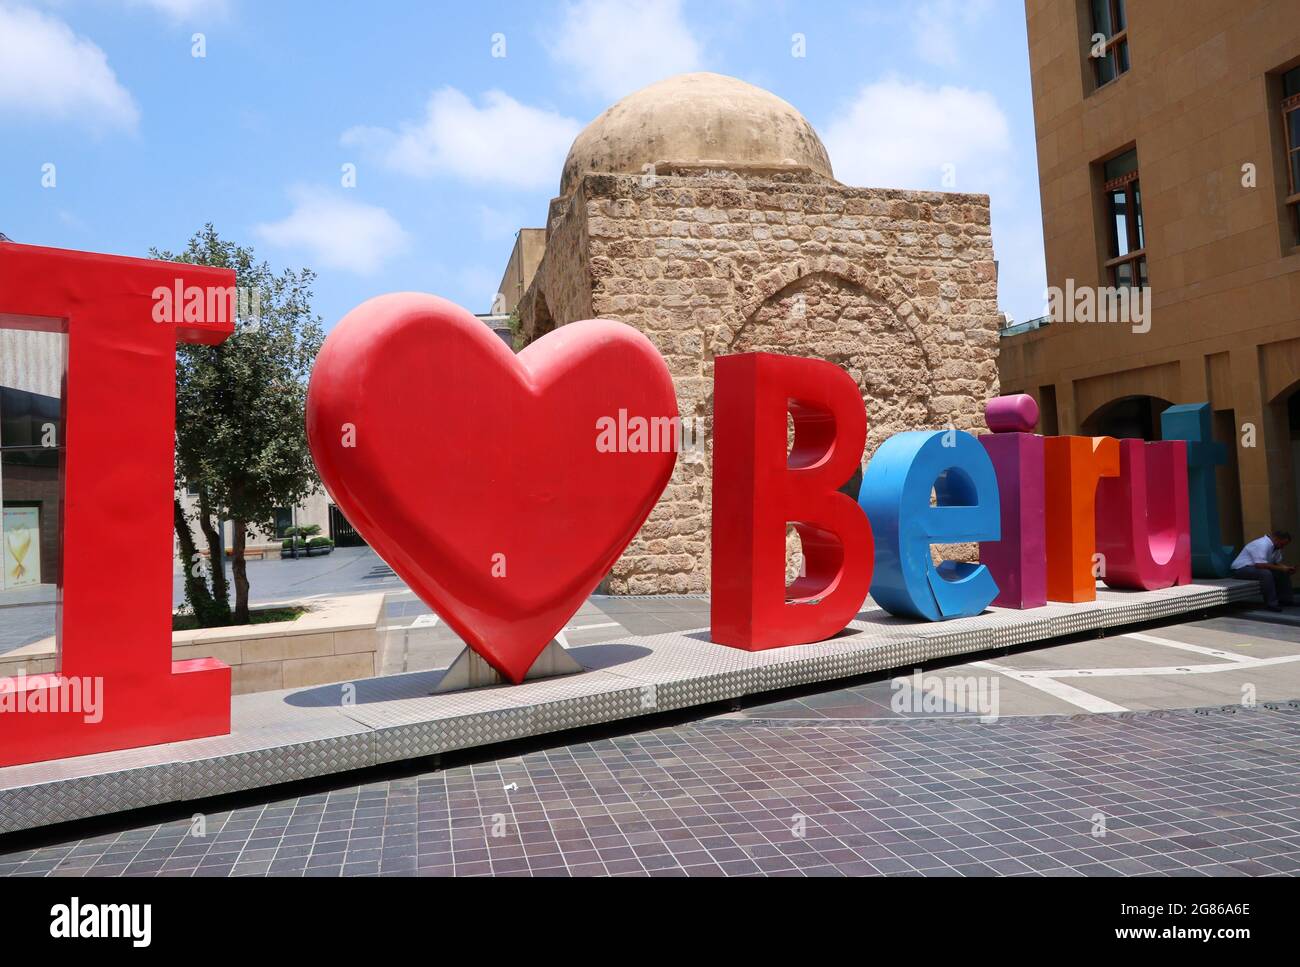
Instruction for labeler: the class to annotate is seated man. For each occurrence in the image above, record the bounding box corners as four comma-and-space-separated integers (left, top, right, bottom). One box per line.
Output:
1230, 529, 1294, 611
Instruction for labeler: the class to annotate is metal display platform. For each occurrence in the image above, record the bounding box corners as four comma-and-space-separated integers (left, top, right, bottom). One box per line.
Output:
0, 580, 1256, 834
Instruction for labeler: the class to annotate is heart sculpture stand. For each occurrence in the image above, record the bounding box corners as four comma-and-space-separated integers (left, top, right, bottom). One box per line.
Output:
306, 293, 679, 694
432, 639, 584, 693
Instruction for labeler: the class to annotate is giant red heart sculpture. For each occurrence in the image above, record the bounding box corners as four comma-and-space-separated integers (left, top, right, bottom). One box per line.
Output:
306, 293, 678, 683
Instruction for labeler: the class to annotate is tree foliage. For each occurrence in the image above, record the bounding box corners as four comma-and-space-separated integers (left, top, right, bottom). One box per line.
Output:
154, 225, 324, 625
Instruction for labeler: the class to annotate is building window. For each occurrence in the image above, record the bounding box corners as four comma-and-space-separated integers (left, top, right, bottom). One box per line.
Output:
1102, 149, 1146, 287
1283, 66, 1300, 243
273, 507, 294, 538
0, 329, 67, 599
1088, 0, 1129, 89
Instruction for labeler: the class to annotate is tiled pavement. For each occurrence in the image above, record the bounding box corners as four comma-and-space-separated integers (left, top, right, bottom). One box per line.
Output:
380, 591, 709, 674
2, 699, 1297, 877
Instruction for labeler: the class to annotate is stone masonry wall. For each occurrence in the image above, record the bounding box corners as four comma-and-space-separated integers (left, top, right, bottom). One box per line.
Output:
517, 188, 592, 339
521, 167, 999, 593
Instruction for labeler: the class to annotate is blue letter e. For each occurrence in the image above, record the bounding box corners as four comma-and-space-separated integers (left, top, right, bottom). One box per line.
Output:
859, 430, 1001, 620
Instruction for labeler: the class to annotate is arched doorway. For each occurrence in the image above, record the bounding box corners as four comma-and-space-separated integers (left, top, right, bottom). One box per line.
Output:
521, 289, 555, 350
1290, 390, 1300, 531
1266, 380, 1300, 536
1080, 394, 1173, 440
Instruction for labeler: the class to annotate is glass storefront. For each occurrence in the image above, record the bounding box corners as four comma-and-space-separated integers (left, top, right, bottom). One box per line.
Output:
0, 330, 66, 656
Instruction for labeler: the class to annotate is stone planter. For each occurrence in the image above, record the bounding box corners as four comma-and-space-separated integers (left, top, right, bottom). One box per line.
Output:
0, 593, 385, 695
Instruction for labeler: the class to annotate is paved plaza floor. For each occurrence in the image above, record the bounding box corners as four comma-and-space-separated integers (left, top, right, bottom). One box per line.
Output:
0, 693, 1295, 877
1, 601, 1297, 877
2, 549, 1298, 876
2, 547, 393, 654
384, 590, 1300, 715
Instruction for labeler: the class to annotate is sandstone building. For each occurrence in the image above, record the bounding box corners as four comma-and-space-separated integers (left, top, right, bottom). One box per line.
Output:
1002, 0, 1300, 549
500, 73, 1001, 593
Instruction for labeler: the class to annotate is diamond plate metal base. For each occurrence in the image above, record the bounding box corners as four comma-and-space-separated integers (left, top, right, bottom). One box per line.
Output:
0, 579, 1258, 834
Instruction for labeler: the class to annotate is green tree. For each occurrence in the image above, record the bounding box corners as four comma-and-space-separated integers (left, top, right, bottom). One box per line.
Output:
156, 225, 325, 626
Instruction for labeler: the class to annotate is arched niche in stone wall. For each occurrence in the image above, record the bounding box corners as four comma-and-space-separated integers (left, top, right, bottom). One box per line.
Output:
723, 269, 936, 462
519, 288, 556, 349
719, 268, 940, 585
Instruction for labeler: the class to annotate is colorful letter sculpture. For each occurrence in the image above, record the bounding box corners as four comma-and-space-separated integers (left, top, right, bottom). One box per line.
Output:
710, 353, 873, 649
1161, 403, 1235, 577
859, 430, 1001, 620
979, 395, 1047, 609
306, 294, 678, 683
0, 230, 1245, 773
0, 243, 232, 768
1043, 435, 1120, 602
1096, 439, 1192, 590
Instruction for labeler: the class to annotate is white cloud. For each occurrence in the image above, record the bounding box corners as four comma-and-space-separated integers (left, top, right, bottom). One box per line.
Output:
127, 0, 230, 21
822, 77, 1011, 192
254, 187, 409, 276
548, 0, 703, 100
822, 76, 1045, 326
342, 88, 581, 190
0, 4, 139, 130
57, 209, 89, 233
911, 0, 995, 69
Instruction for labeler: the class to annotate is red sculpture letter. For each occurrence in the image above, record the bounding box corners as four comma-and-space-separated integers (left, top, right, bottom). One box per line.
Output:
710, 353, 872, 650
1096, 439, 1192, 589
0, 243, 232, 767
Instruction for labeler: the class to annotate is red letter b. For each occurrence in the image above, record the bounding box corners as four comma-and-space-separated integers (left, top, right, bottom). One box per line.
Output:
710, 353, 873, 650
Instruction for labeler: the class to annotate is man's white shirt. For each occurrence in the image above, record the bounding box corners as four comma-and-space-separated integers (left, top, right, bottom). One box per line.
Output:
1231, 535, 1282, 571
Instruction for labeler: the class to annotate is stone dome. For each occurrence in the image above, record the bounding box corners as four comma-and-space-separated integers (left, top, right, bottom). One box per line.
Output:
559, 72, 833, 197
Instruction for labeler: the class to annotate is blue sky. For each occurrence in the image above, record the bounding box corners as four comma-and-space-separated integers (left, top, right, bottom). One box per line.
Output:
1, 0, 1047, 331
